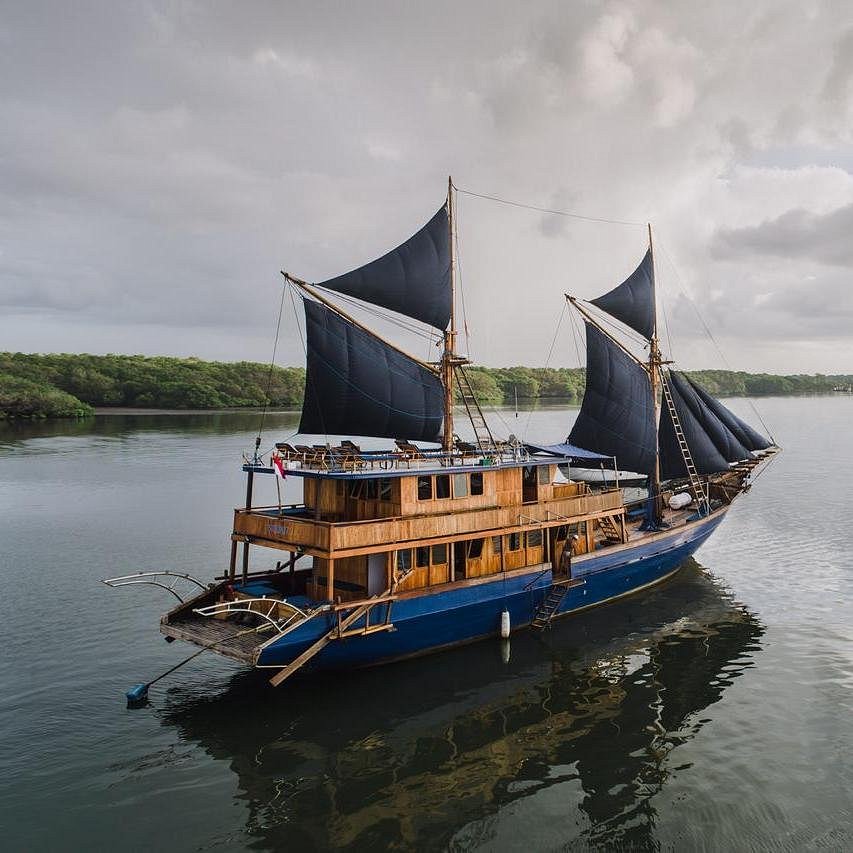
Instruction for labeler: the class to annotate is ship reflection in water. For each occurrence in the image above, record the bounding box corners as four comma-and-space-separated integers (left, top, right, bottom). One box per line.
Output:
160, 560, 763, 850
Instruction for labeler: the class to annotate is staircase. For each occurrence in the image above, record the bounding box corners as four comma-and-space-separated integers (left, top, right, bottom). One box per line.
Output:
455, 367, 495, 451
659, 370, 709, 511
531, 584, 568, 630
598, 514, 624, 543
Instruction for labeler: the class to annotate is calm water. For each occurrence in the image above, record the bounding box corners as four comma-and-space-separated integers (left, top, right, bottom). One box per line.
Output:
1, 399, 851, 851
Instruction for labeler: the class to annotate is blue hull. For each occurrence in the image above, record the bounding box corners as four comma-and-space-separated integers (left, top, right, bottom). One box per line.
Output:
255, 508, 728, 672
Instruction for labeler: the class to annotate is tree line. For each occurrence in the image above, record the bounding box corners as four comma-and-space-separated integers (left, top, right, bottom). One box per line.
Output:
1, 352, 851, 418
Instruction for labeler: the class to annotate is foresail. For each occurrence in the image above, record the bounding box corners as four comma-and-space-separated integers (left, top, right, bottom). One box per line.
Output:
685, 376, 773, 452
316, 205, 451, 331
659, 371, 752, 479
299, 300, 444, 442
590, 249, 655, 340
568, 322, 657, 475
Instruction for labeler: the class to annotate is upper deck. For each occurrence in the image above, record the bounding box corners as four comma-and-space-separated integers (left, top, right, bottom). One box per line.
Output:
235, 442, 624, 560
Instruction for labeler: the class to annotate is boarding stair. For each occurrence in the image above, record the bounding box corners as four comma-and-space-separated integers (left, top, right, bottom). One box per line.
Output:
531, 584, 569, 630
659, 370, 709, 511
598, 514, 624, 543
456, 367, 495, 452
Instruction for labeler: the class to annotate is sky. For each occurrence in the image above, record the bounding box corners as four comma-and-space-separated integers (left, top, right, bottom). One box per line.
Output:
2, 0, 853, 373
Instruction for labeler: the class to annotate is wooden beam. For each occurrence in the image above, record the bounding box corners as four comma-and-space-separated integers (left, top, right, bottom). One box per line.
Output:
283, 273, 440, 374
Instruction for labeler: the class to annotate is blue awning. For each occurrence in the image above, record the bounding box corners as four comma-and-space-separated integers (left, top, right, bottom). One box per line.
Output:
524, 442, 613, 464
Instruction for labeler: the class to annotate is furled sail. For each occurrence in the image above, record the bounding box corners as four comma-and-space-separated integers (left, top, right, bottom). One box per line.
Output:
568, 322, 657, 475
685, 376, 772, 452
659, 371, 758, 479
590, 249, 655, 340
299, 300, 444, 441
315, 205, 451, 331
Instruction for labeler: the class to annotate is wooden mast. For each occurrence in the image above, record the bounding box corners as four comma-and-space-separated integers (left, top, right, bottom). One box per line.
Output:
647, 223, 663, 521
442, 176, 456, 454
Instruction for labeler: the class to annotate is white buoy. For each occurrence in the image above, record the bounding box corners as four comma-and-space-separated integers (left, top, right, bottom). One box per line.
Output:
500, 608, 511, 638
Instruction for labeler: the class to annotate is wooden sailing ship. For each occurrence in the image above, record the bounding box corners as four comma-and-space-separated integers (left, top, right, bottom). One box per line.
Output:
107, 180, 777, 690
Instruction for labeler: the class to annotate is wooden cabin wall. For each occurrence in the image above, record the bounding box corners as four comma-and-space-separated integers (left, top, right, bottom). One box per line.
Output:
305, 477, 402, 521
307, 555, 367, 602
400, 470, 499, 516
495, 467, 520, 508
393, 542, 451, 591
303, 479, 345, 518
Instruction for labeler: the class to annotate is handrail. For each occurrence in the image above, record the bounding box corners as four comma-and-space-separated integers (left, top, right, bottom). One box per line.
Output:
102, 571, 210, 603
193, 597, 311, 635
523, 567, 553, 591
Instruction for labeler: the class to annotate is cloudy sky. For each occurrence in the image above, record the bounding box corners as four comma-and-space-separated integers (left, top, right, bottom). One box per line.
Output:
2, 0, 853, 373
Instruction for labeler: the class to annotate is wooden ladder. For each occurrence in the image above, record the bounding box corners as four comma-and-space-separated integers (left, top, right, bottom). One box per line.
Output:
598, 514, 623, 543
659, 370, 709, 511
455, 367, 495, 451
531, 584, 568, 630
268, 593, 395, 687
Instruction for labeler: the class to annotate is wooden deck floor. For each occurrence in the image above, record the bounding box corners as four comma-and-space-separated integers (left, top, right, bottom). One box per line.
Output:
162, 612, 278, 663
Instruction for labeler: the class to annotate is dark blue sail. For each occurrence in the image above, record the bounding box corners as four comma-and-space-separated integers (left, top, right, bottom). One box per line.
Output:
316, 205, 451, 331
591, 249, 655, 340
568, 322, 657, 475
299, 300, 444, 442
685, 376, 772, 452
659, 371, 748, 479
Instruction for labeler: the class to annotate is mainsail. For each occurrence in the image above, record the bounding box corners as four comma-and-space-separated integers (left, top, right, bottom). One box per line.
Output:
568, 322, 658, 475
316, 205, 451, 331
299, 300, 444, 441
590, 249, 655, 340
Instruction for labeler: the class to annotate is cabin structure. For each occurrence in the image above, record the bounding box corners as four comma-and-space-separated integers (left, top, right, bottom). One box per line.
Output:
229, 448, 627, 605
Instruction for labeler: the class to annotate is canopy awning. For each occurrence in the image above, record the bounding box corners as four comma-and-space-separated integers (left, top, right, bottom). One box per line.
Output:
524, 442, 613, 464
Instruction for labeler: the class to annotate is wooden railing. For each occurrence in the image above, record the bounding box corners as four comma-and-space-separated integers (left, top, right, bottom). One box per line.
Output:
233, 490, 624, 558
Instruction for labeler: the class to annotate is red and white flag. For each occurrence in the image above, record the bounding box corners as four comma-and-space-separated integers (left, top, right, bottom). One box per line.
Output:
271, 454, 287, 479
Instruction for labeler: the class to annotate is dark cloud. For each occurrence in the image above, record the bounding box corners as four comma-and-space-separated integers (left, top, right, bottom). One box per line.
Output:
1, 1, 853, 371
712, 204, 853, 267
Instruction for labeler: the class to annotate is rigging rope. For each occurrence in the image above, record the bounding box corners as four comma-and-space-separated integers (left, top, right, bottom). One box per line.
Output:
523, 300, 568, 439
656, 239, 776, 444
455, 186, 646, 228
255, 282, 288, 456
311, 284, 435, 341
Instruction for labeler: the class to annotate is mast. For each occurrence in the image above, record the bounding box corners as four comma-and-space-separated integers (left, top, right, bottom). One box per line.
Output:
442, 175, 456, 453
647, 223, 662, 520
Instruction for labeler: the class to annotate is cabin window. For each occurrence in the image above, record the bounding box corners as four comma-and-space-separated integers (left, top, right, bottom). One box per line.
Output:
431, 543, 447, 565
364, 479, 379, 500
415, 546, 430, 568
347, 480, 362, 499
435, 474, 451, 499
417, 476, 433, 500
508, 533, 521, 551
491, 536, 503, 554
378, 478, 392, 501
470, 472, 484, 496
527, 530, 543, 547
397, 549, 412, 572
467, 538, 484, 559
556, 523, 579, 541
336, 481, 345, 496
537, 465, 551, 485
453, 473, 469, 498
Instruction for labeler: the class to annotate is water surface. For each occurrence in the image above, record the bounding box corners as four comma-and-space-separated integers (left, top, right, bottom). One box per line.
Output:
1, 399, 851, 850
